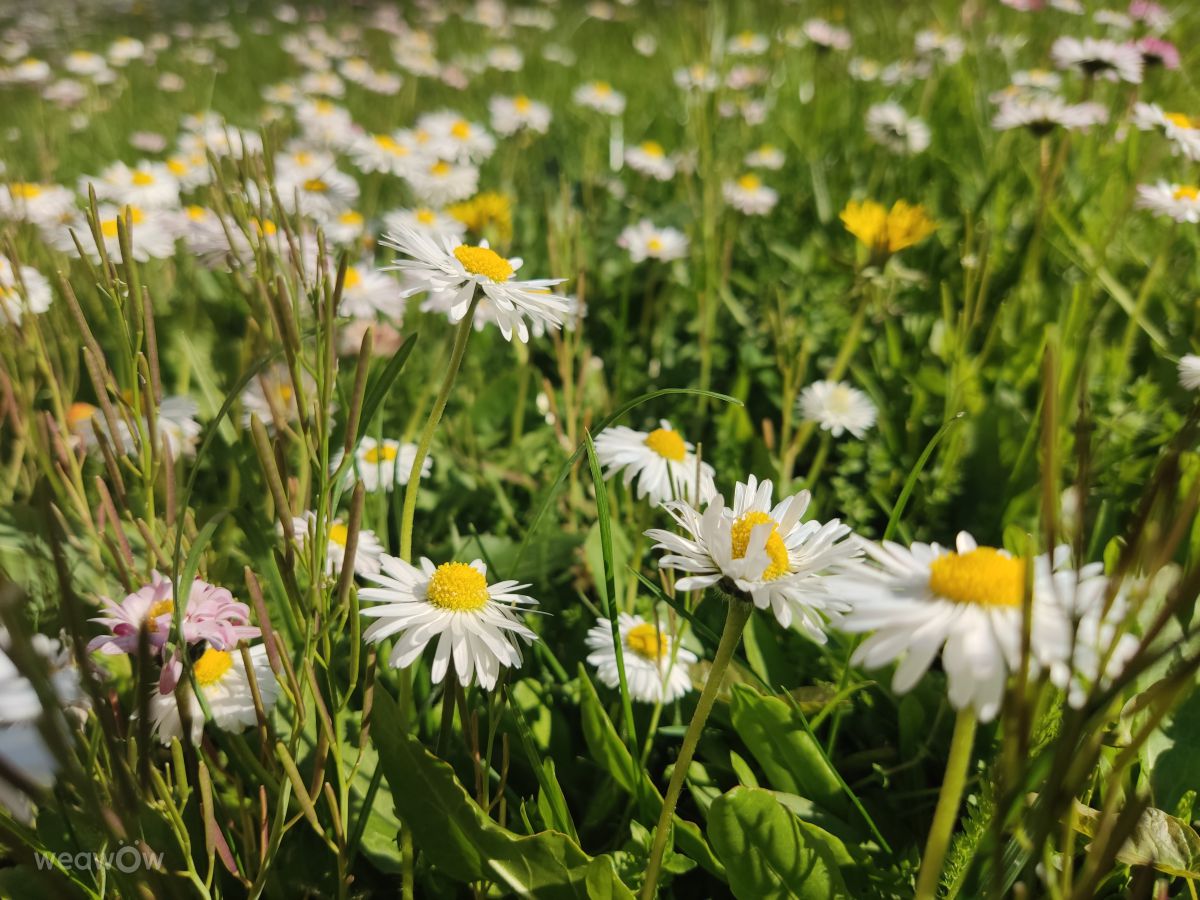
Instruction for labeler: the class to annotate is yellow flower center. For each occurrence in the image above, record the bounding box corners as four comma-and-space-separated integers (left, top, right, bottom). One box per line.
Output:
362, 443, 398, 463
10, 183, 41, 199
1166, 112, 1198, 130
453, 244, 513, 282
640, 140, 665, 158
186, 205, 208, 221
514, 94, 532, 112
593, 81, 612, 95
430, 160, 450, 176
145, 598, 174, 632
451, 119, 471, 139
252, 218, 277, 237
730, 511, 791, 581
193, 647, 234, 687
644, 427, 686, 461
647, 236, 664, 253
67, 402, 97, 427
303, 178, 329, 193
374, 134, 408, 155
738, 31, 755, 46
626, 623, 665, 660
168, 158, 190, 176
131, 171, 155, 186
344, 267, 362, 289
99, 207, 144, 239
329, 522, 349, 546
1174, 185, 1200, 201
340, 210, 363, 225
927, 547, 1026, 607
737, 174, 762, 191
426, 562, 489, 612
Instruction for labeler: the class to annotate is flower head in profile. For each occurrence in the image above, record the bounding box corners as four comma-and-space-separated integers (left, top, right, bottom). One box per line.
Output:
1051, 36, 1142, 83
594, 419, 716, 506
334, 437, 429, 493
723, 174, 778, 215
289, 511, 384, 578
359, 556, 538, 690
586, 613, 698, 704
574, 80, 626, 115
865, 102, 931, 155
1179, 354, 1200, 391
840, 199, 936, 261
1135, 182, 1200, 223
645, 476, 862, 641
151, 643, 278, 745
381, 224, 571, 343
799, 380, 877, 439
0, 258, 52, 326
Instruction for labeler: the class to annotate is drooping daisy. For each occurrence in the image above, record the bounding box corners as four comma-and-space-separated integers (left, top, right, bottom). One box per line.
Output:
489, 94, 552, 136
359, 556, 539, 690
617, 220, 689, 263
573, 80, 626, 116
290, 511, 384, 577
865, 102, 931, 155
0, 258, 52, 326
150, 643, 279, 745
381, 225, 571, 343
723, 174, 778, 215
799, 381, 877, 439
1178, 355, 1200, 390
1135, 182, 1200, 223
586, 614, 698, 704
624, 141, 676, 181
594, 420, 716, 506
1051, 36, 1143, 83
335, 437, 429, 493
645, 476, 862, 640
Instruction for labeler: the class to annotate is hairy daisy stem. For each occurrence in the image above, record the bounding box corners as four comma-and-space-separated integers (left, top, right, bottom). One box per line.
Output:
640, 597, 752, 900
914, 707, 978, 900
399, 296, 481, 562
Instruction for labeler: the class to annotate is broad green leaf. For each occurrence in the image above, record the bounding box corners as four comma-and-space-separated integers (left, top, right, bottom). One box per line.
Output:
708, 787, 850, 900
1073, 801, 1200, 879
372, 688, 633, 898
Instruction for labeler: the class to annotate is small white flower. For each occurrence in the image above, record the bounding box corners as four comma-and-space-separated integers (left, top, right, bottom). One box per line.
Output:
1131, 103, 1200, 162
617, 220, 689, 263
799, 380, 877, 439
83, 161, 181, 209
489, 94, 552, 136
802, 19, 852, 51
723, 174, 778, 215
151, 644, 279, 745
404, 159, 480, 207
866, 102, 931, 155
0, 182, 77, 229
586, 614, 698, 704
240, 362, 313, 431
416, 110, 496, 164
1135, 182, 1200, 223
334, 437, 429, 493
360, 557, 538, 690
992, 94, 1108, 133
382, 207, 466, 242
80, 205, 179, 263
745, 144, 786, 170
1051, 36, 1143, 83
594, 419, 716, 506
0, 258, 52, 326
338, 263, 404, 319
574, 80, 626, 116
673, 64, 719, 92
728, 31, 769, 56
1179, 354, 1200, 390
290, 511, 384, 577
624, 141, 676, 181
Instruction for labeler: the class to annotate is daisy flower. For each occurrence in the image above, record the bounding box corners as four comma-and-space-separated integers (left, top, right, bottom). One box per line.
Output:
336, 437, 429, 493
290, 511, 384, 577
745, 144, 785, 170
324, 210, 367, 246
723, 174, 778, 215
416, 110, 496, 164
359, 556, 539, 690
240, 362, 314, 431
63, 50, 109, 77
381, 225, 571, 343
594, 419, 716, 506
151, 643, 279, 745
802, 19, 852, 51
728, 31, 769, 56
1137, 37, 1179, 70
866, 102, 931, 155
586, 614, 698, 704
914, 30, 965, 65
338, 263, 404, 319
799, 380, 877, 439
0, 182, 77, 229
1135, 182, 1200, 223
574, 80, 626, 116
83, 161, 180, 209
107, 37, 145, 66
673, 64, 720, 92
624, 141, 676, 181
0, 258, 52, 326
489, 94, 552, 136
645, 476, 862, 640
83, 205, 179, 263
992, 94, 1108, 133
617, 220, 689, 263
404, 159, 480, 207
1051, 36, 1142, 83
1179, 355, 1200, 391
276, 167, 360, 222
348, 132, 425, 177
382, 207, 466, 241
1131, 103, 1200, 161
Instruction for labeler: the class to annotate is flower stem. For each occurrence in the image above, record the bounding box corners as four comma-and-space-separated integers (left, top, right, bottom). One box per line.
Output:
914, 707, 978, 900
399, 297, 480, 562
640, 597, 752, 899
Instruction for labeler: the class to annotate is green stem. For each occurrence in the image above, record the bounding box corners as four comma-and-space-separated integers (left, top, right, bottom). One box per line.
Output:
640, 597, 753, 900
914, 707, 978, 900
399, 298, 480, 562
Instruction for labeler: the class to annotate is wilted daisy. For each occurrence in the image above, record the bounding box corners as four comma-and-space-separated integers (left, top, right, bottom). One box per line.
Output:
841, 199, 936, 262
290, 511, 384, 578
381, 225, 571, 343
336, 437, 429, 492
624, 141, 676, 181
488, 94, 551, 136
745, 144, 785, 170
574, 80, 626, 115
617, 220, 689, 263
585, 614, 698, 704
151, 643, 279, 745
866, 102, 931, 155
1179, 355, 1200, 390
0, 258, 52, 326
831, 533, 1134, 721
645, 476, 862, 640
1051, 36, 1142, 83
594, 419, 716, 506
723, 174, 778, 215
799, 380, 877, 439
992, 94, 1108, 133
359, 556, 538, 690
1135, 182, 1200, 223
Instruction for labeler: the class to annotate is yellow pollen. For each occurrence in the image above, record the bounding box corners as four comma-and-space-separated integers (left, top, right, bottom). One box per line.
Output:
640, 140, 665, 157
647, 236, 664, 253
275, 384, 293, 405
329, 523, 349, 546
626, 623, 665, 661
737, 174, 762, 191
66, 402, 97, 427
100, 219, 120, 239
453, 244, 513, 282
927, 547, 1026, 607
374, 134, 407, 155
344, 267, 362, 289
644, 427, 685, 461
303, 178, 329, 193
430, 161, 450, 176
416, 208, 436, 224
730, 511, 791, 581
186, 205, 207, 221
340, 211, 363, 225
451, 120, 471, 139
252, 218, 277, 237
167, 158, 189, 176
426, 562, 489, 612
1173, 185, 1200, 201
315, 100, 333, 114
1166, 112, 1198, 130
145, 598, 174, 632
514, 94, 532, 112
9, 183, 42, 199
739, 31, 755, 45
131, 171, 155, 186
193, 647, 234, 687
362, 443, 398, 464
593, 81, 612, 95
